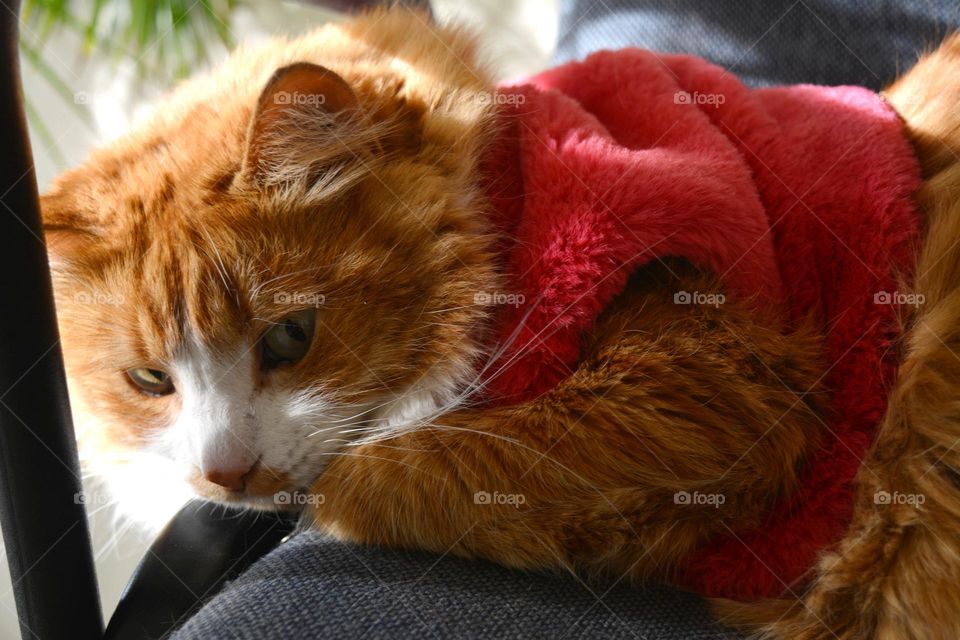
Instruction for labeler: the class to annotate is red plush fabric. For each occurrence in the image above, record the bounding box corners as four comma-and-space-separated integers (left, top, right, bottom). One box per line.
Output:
478, 49, 922, 599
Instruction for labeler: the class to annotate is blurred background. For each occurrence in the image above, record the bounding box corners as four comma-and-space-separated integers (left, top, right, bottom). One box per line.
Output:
4, 1, 558, 636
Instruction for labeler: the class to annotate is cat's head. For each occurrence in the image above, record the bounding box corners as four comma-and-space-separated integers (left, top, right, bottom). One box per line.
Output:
41, 13, 499, 525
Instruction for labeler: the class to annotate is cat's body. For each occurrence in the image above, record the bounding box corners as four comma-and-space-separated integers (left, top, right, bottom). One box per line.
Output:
41, 9, 960, 639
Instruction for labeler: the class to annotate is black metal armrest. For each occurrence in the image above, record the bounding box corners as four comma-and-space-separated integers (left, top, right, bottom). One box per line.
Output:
0, 3, 297, 639
0, 1, 103, 638
104, 502, 296, 640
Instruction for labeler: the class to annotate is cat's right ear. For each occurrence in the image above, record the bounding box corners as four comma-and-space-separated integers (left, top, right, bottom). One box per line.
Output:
240, 62, 368, 201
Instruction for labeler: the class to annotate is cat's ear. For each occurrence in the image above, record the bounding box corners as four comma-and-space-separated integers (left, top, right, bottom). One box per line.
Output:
42, 222, 100, 272
240, 62, 369, 200
40, 193, 101, 272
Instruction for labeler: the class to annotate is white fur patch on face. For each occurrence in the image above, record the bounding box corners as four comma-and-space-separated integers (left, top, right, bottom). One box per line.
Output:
90, 453, 195, 533
250, 387, 343, 485
86, 330, 481, 520
162, 339, 260, 477
150, 337, 376, 493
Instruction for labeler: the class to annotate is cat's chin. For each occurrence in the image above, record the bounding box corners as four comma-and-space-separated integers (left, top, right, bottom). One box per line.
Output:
191, 490, 299, 513
86, 455, 196, 535
88, 451, 313, 533
187, 485, 305, 512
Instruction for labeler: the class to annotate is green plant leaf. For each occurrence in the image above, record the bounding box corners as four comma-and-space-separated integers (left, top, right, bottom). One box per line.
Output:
21, 0, 242, 165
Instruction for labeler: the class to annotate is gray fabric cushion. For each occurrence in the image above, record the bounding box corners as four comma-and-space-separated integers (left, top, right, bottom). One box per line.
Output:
555, 0, 960, 89
171, 531, 741, 639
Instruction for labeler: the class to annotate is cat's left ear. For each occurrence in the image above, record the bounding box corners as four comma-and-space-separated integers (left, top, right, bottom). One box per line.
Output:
39, 189, 104, 272
240, 62, 367, 200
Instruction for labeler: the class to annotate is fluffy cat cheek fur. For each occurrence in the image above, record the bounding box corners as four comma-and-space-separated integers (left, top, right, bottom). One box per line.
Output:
143, 341, 470, 506
73, 341, 476, 526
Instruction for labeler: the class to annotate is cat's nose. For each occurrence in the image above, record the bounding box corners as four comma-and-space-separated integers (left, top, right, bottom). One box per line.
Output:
204, 465, 253, 492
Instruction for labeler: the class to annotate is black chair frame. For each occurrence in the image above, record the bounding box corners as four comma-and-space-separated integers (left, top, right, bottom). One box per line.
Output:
0, 3, 294, 638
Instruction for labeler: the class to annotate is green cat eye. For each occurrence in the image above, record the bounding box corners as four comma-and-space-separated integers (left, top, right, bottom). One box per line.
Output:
127, 367, 175, 396
262, 309, 316, 368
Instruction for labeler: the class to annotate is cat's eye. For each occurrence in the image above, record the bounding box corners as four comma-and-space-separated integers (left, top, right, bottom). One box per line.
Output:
262, 309, 316, 368
127, 367, 175, 396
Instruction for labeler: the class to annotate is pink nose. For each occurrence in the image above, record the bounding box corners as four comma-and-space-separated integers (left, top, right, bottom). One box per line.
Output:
204, 466, 253, 492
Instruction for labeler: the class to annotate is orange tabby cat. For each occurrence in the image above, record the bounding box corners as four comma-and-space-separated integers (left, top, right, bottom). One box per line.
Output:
41, 9, 960, 639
